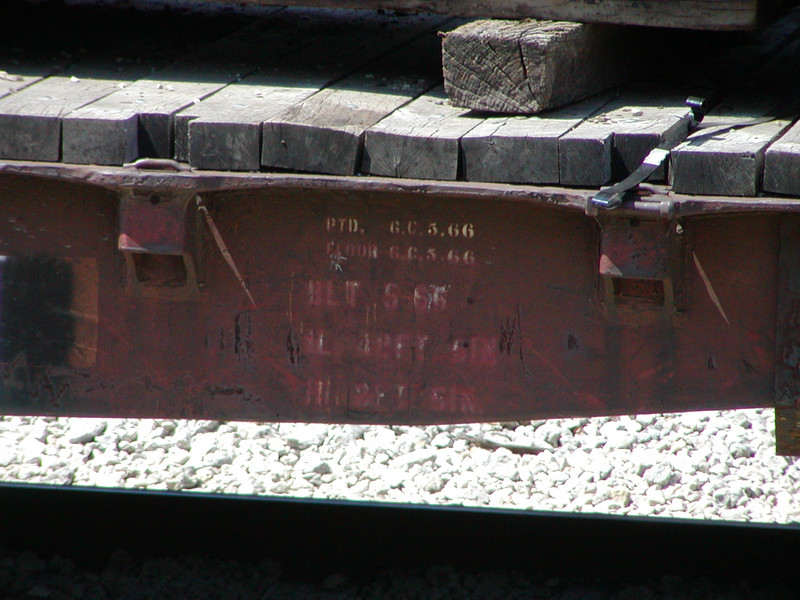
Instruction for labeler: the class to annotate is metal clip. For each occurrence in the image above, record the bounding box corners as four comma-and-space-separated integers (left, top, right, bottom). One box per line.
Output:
123, 158, 192, 172
589, 97, 707, 212
684, 96, 708, 125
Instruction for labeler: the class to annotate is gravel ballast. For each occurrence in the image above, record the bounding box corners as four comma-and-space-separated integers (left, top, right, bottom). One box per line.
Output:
1, 408, 799, 523
2, 409, 800, 598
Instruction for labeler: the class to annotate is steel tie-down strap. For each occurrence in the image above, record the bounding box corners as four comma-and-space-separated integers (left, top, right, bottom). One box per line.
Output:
590, 97, 774, 210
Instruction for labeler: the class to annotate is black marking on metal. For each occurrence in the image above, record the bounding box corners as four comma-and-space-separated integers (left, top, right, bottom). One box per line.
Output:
0, 256, 75, 368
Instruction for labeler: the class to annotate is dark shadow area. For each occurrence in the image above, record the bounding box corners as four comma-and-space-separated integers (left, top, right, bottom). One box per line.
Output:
0, 483, 799, 592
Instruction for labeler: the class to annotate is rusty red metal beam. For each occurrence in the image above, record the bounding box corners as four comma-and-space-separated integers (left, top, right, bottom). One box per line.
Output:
0, 162, 793, 440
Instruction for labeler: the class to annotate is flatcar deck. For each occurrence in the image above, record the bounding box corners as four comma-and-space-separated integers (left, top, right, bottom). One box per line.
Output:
3, 3, 800, 198
5, 2, 800, 454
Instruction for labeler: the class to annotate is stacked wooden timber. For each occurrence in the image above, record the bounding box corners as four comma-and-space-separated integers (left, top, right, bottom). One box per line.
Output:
2, 2, 800, 198
198, 0, 794, 30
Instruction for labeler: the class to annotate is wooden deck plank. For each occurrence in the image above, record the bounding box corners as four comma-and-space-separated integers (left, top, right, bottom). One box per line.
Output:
0, 65, 152, 162
671, 25, 800, 197
442, 19, 630, 114
181, 12, 451, 171
759, 23, 800, 196
460, 93, 612, 184
191, 0, 771, 30
173, 7, 375, 164
61, 9, 286, 165
762, 120, 800, 196
0, 4, 254, 163
362, 86, 479, 180
558, 92, 690, 187
184, 75, 326, 172
261, 31, 444, 176
0, 3, 126, 99
670, 96, 794, 196
62, 65, 244, 165
0, 68, 49, 100
607, 97, 691, 181
4, 3, 800, 197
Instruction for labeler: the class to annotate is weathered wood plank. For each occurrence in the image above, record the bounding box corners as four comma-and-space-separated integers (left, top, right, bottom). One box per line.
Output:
0, 68, 48, 100
670, 96, 794, 196
759, 28, 800, 196
61, 9, 285, 165
61, 66, 244, 165
441, 3, 800, 118
184, 75, 326, 172
181, 12, 450, 171
442, 19, 630, 114
763, 120, 800, 196
362, 86, 479, 180
558, 93, 690, 187
186, 0, 770, 30
0, 4, 253, 163
0, 65, 151, 161
0, 3, 112, 100
261, 32, 443, 176
608, 98, 691, 182
671, 23, 800, 196
460, 93, 612, 184
173, 7, 370, 164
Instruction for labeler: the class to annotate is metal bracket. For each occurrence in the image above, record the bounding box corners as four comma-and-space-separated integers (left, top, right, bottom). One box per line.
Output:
597, 216, 688, 324
118, 189, 202, 301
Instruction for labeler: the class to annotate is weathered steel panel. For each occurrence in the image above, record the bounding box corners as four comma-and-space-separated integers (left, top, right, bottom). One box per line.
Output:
0, 174, 779, 423
775, 216, 800, 454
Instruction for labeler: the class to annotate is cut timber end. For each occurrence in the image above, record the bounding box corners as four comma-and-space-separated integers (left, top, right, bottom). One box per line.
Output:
362, 87, 480, 181
442, 19, 632, 115
460, 93, 613, 184
0, 70, 147, 162
558, 93, 689, 186
260, 32, 443, 176
670, 96, 794, 197
764, 122, 800, 196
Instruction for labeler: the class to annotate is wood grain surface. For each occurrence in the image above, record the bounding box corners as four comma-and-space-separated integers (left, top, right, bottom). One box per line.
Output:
670, 96, 793, 196
763, 121, 800, 196
0, 66, 150, 162
60, 9, 285, 165
442, 20, 630, 114
460, 94, 613, 184
559, 93, 689, 186
362, 86, 478, 180
3, 0, 800, 201
182, 12, 450, 171
261, 31, 444, 175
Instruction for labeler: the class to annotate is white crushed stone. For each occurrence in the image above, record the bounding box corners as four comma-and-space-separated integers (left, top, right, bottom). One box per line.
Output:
1, 409, 799, 523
